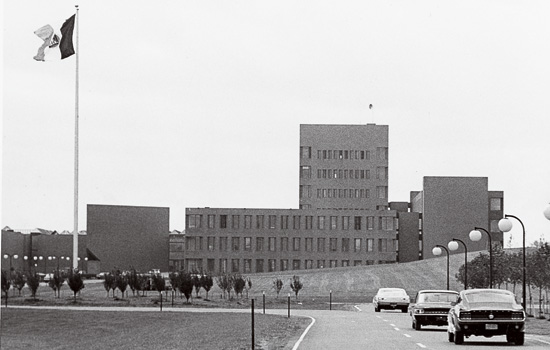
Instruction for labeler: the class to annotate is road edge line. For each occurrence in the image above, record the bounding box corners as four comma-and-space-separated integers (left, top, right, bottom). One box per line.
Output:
291, 316, 316, 350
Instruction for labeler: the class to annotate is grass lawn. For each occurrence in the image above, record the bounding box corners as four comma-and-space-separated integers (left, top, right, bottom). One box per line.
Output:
0, 308, 310, 350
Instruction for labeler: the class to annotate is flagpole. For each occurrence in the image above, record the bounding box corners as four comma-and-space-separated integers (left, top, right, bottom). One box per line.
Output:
73, 4, 79, 270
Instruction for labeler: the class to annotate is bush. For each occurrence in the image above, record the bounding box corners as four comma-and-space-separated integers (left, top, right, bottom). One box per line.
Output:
67, 269, 85, 302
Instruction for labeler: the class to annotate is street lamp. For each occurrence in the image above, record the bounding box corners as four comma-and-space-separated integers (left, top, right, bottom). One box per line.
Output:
499, 215, 526, 311
3, 254, 19, 275
432, 245, 450, 290
544, 203, 550, 221
469, 227, 493, 288
448, 238, 468, 290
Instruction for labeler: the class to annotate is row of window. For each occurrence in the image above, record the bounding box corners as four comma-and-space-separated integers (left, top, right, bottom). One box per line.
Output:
314, 187, 388, 199
187, 214, 398, 231
185, 257, 395, 274
304, 167, 388, 180
299, 147, 389, 161
181, 236, 396, 253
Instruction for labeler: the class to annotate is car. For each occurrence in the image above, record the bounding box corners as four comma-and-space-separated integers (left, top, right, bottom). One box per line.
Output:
410, 290, 459, 330
447, 289, 525, 345
373, 287, 410, 312
96, 272, 108, 279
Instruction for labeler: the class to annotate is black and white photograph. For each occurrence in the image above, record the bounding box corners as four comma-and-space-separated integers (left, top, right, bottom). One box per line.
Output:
2, 1, 550, 349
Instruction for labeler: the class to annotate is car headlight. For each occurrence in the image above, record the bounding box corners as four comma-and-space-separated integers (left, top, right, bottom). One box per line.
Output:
511, 312, 525, 320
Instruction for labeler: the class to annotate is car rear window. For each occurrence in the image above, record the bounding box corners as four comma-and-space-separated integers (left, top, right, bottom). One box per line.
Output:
464, 292, 515, 304
418, 293, 458, 303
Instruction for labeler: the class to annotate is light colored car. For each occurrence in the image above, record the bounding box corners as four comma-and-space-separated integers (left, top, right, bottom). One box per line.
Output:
373, 287, 410, 313
447, 289, 525, 345
410, 290, 459, 330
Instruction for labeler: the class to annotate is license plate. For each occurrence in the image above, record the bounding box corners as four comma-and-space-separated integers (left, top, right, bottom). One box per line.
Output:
485, 324, 498, 330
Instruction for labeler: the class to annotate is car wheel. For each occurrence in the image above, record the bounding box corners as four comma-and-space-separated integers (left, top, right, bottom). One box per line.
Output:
401, 307, 407, 313
448, 332, 454, 343
375, 306, 380, 312
415, 321, 421, 330
454, 331, 464, 345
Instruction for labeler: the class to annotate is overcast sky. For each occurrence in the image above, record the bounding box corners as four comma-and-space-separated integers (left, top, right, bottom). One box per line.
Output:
2, 1, 549, 247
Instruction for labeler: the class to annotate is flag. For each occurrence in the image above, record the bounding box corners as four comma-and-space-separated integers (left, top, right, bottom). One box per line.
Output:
34, 14, 75, 61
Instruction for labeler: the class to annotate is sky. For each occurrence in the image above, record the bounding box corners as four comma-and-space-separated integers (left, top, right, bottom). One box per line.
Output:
2, 1, 550, 248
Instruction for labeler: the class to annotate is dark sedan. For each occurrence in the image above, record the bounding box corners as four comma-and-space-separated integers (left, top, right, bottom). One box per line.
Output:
410, 290, 459, 330
447, 289, 525, 345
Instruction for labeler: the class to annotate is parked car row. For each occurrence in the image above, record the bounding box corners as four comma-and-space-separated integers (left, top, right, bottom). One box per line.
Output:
372, 287, 525, 346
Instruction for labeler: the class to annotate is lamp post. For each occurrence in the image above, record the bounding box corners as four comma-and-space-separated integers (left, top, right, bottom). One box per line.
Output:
543, 204, 550, 221
469, 227, 493, 288
3, 254, 19, 274
432, 245, 450, 290
448, 238, 468, 290
499, 215, 526, 311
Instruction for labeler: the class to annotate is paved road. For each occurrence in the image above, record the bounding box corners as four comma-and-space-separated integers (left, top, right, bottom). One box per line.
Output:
5, 304, 550, 349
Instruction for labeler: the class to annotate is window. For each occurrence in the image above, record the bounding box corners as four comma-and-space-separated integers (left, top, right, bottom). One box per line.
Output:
268, 237, 276, 251
342, 238, 350, 252
305, 260, 313, 269
330, 216, 337, 230
354, 260, 362, 266
300, 146, 311, 159
281, 215, 289, 229
366, 238, 374, 252
232, 259, 240, 273
219, 259, 227, 273
256, 215, 264, 229
292, 260, 301, 270
490, 220, 500, 233
207, 259, 215, 273
342, 216, 350, 230
317, 238, 325, 252
208, 215, 215, 229
377, 147, 388, 160
232, 237, 240, 251
268, 259, 276, 272
342, 260, 349, 267
490, 198, 502, 211
379, 217, 394, 231
293, 216, 301, 229
354, 238, 362, 252
378, 238, 388, 252
219, 237, 228, 251
232, 215, 240, 229
293, 237, 301, 251
186, 237, 197, 251
207, 237, 215, 251
244, 259, 251, 273
367, 216, 374, 230
305, 238, 313, 251
330, 238, 338, 252
269, 215, 276, 229
244, 215, 252, 229
305, 216, 313, 229
317, 260, 325, 268
300, 166, 311, 179
330, 260, 337, 268
376, 167, 387, 180
377, 186, 387, 199
256, 259, 264, 273
354, 216, 362, 230
220, 215, 227, 229
318, 216, 325, 230
187, 214, 202, 229
280, 259, 288, 271
244, 237, 252, 251
256, 237, 264, 251
280, 237, 288, 251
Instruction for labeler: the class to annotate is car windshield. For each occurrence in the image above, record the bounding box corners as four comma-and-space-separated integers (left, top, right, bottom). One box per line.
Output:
418, 293, 458, 303
464, 291, 515, 304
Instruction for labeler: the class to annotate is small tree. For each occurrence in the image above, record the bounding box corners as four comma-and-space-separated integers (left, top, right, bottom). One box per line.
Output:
244, 277, 252, 299
13, 271, 26, 296
290, 275, 303, 300
115, 274, 128, 299
169, 272, 180, 295
103, 273, 115, 297
151, 273, 166, 301
178, 273, 194, 303
201, 275, 213, 300
1, 270, 10, 303
127, 269, 139, 296
67, 269, 85, 302
273, 278, 283, 298
234, 275, 246, 298
216, 274, 231, 299
49, 270, 65, 298
192, 274, 202, 298
26, 272, 40, 300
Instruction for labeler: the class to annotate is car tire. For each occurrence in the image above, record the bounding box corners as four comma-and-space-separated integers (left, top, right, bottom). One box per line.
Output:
401, 307, 408, 313
454, 331, 464, 345
414, 321, 421, 330
375, 306, 380, 312
448, 332, 454, 343
514, 333, 524, 346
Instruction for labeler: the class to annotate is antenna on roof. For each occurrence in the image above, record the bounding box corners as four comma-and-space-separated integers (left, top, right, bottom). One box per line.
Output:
369, 104, 374, 124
